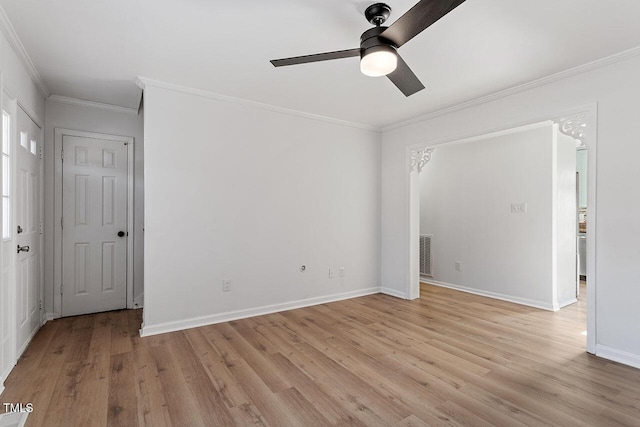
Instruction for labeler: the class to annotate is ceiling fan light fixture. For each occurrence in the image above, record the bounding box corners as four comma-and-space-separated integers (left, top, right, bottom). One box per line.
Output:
360, 45, 397, 77
271, 0, 467, 95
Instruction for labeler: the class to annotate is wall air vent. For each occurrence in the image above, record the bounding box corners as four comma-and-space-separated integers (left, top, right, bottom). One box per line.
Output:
420, 235, 433, 277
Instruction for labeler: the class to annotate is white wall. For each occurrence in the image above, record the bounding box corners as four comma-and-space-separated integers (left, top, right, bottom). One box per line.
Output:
419, 124, 566, 309
0, 37, 44, 124
554, 128, 577, 308
141, 83, 381, 334
43, 100, 145, 316
553, 130, 578, 308
0, 21, 46, 391
382, 54, 640, 366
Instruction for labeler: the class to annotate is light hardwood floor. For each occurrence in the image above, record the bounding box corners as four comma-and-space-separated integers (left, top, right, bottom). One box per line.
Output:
2, 283, 640, 426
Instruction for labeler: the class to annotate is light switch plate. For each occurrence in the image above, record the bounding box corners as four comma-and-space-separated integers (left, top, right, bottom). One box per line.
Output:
511, 203, 528, 213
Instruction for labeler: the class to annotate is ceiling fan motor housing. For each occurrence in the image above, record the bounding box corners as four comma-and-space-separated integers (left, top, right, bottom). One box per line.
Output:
360, 26, 398, 59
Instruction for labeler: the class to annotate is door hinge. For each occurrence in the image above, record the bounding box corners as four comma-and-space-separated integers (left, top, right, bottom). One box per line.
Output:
61, 217, 63, 229
39, 300, 42, 310
39, 146, 43, 159
39, 221, 43, 234
60, 284, 63, 295
61, 150, 64, 160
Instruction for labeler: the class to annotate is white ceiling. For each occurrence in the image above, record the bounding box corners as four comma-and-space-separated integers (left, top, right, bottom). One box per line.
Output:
2, 0, 640, 128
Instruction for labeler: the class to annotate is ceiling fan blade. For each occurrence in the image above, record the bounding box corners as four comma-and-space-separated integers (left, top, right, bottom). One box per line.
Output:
271, 48, 361, 67
387, 54, 425, 97
380, 0, 466, 48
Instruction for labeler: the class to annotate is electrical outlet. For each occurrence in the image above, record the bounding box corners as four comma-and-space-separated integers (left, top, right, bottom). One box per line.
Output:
223, 279, 232, 292
455, 261, 462, 271
329, 268, 335, 278
511, 203, 528, 213
339, 267, 345, 277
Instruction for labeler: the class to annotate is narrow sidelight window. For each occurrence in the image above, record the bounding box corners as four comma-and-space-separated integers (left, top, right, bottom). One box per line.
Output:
2, 111, 11, 239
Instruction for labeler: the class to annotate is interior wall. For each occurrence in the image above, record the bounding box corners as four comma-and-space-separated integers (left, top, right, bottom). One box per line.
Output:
0, 36, 44, 123
43, 100, 145, 315
141, 83, 381, 334
382, 54, 640, 366
419, 124, 559, 309
554, 129, 577, 307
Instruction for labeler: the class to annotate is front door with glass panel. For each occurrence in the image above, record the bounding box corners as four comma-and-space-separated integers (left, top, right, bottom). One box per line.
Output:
16, 108, 41, 353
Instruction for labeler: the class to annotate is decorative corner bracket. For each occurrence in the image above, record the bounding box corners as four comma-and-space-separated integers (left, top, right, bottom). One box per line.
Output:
410, 148, 434, 173
554, 114, 587, 147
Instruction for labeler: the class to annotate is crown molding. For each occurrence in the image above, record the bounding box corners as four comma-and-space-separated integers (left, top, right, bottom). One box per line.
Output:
48, 95, 139, 115
136, 77, 381, 133
0, 6, 50, 98
383, 45, 640, 132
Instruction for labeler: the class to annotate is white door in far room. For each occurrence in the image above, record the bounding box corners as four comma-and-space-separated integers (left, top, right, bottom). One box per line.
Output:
16, 108, 42, 354
62, 135, 128, 316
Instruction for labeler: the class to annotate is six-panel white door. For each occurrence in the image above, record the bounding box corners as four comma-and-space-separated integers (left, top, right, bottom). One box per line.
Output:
16, 108, 41, 353
62, 135, 128, 316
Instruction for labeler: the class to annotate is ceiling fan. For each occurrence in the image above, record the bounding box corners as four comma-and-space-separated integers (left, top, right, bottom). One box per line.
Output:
270, 0, 467, 97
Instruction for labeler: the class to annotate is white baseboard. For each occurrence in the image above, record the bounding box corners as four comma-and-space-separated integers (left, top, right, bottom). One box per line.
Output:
380, 287, 407, 299
133, 292, 144, 308
557, 297, 578, 309
140, 286, 381, 337
16, 324, 41, 360
596, 344, 640, 370
44, 312, 60, 323
1, 363, 14, 390
426, 280, 556, 311
0, 411, 29, 427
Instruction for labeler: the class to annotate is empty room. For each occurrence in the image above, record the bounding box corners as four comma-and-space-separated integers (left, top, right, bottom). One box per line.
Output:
0, 0, 639, 426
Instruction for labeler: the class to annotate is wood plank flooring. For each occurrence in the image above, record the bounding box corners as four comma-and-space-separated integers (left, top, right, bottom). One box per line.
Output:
2, 283, 640, 426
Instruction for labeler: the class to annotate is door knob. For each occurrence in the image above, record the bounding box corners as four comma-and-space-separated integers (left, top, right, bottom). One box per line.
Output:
117, 231, 126, 237
17, 245, 30, 253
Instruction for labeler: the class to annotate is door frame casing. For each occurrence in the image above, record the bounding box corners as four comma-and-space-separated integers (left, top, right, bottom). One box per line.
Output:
2, 85, 45, 364
1, 84, 18, 385
1, 79, 46, 389
53, 128, 135, 317
404, 102, 597, 354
